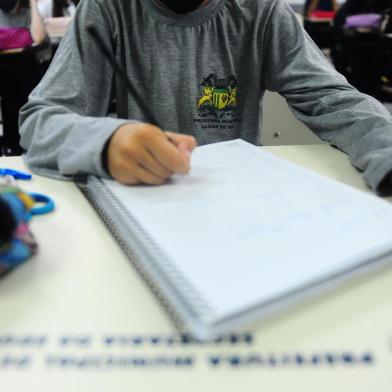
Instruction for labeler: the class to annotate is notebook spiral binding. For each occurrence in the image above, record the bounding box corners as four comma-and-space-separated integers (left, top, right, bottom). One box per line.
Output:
77, 176, 215, 336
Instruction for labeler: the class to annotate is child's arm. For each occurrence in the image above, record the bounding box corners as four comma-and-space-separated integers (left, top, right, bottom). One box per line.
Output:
29, 0, 47, 43
261, 0, 392, 194
105, 124, 196, 185
19, 0, 126, 180
20, 0, 196, 183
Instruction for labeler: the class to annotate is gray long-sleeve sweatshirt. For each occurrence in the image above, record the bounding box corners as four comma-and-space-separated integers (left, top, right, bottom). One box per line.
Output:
19, 0, 392, 193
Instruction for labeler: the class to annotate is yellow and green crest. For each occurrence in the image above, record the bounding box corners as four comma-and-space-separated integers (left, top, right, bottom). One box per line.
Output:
197, 74, 237, 117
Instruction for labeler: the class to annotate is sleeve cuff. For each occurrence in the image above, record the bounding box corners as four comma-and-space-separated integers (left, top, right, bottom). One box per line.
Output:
57, 117, 138, 179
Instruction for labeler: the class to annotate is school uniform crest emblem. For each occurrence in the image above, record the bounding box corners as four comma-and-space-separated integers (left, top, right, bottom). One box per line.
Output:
197, 74, 237, 118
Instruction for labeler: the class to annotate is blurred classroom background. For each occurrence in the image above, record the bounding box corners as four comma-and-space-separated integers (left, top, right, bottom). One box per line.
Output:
1, 0, 392, 153
264, 0, 392, 145
0, 0, 79, 155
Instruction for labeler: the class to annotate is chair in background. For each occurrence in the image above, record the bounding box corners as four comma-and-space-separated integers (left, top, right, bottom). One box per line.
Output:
376, 34, 392, 101
374, 9, 392, 101
331, 9, 391, 97
332, 27, 379, 95
304, 11, 336, 50
0, 39, 52, 156
303, 0, 338, 50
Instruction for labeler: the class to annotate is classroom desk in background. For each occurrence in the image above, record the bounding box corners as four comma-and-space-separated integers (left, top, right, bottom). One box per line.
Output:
304, 16, 334, 24
0, 145, 392, 392
0, 41, 52, 59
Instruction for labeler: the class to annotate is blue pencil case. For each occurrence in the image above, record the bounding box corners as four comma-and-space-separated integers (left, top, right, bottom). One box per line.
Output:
0, 177, 40, 277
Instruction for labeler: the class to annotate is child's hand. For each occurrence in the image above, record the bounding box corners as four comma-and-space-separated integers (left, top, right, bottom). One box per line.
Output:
107, 123, 197, 185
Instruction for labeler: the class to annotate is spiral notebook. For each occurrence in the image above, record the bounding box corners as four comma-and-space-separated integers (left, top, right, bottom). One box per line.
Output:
77, 139, 392, 340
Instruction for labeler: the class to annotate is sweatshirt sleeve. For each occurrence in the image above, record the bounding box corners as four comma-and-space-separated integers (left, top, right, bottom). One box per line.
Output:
261, 0, 392, 194
19, 0, 132, 180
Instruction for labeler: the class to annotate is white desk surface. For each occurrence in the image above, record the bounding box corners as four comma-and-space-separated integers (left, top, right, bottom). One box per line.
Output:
1, 145, 392, 391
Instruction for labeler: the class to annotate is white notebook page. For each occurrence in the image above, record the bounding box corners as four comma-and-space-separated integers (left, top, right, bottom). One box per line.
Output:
103, 140, 392, 321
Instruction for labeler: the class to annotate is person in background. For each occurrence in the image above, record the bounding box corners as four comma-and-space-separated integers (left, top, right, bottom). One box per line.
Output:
37, 0, 76, 45
0, 0, 47, 156
304, 0, 339, 17
303, 0, 339, 49
33, 0, 77, 101
0, 0, 46, 43
37, 0, 75, 19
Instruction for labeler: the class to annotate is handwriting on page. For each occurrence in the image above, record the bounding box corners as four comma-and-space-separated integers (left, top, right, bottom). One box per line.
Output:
105, 140, 392, 321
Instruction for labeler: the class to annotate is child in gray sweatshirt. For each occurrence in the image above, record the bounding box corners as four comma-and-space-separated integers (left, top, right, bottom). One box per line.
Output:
19, 0, 392, 193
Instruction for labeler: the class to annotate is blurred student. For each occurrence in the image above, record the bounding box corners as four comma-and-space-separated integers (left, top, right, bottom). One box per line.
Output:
303, 0, 339, 49
37, 0, 76, 39
0, 0, 46, 155
37, 0, 76, 19
0, 0, 46, 43
304, 0, 339, 17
